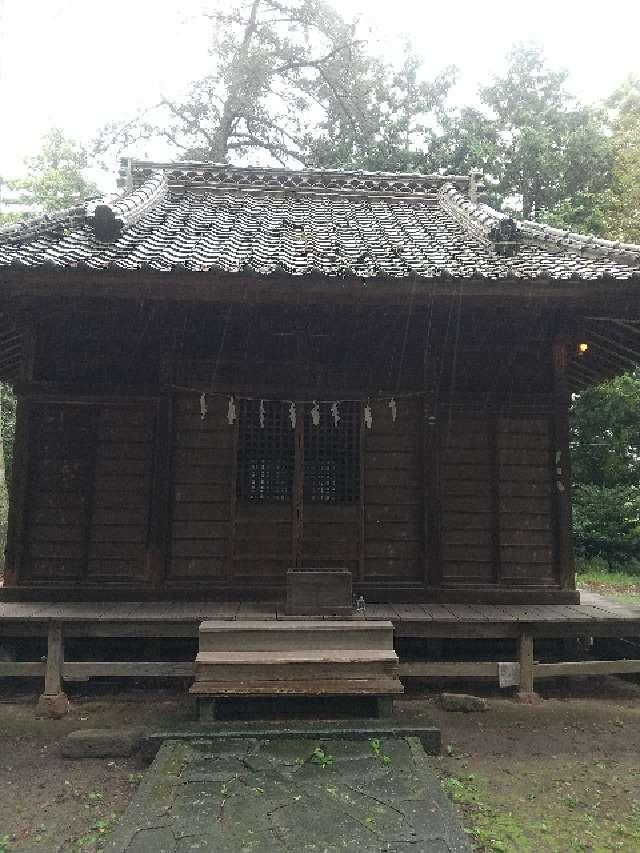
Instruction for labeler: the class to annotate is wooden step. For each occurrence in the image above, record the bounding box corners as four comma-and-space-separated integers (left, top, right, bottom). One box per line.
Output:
198, 619, 394, 653
190, 677, 404, 697
195, 648, 399, 682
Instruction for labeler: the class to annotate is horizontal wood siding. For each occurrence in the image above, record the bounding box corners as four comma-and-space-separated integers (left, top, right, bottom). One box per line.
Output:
497, 416, 556, 586
235, 502, 292, 579
302, 502, 359, 575
169, 393, 233, 582
363, 399, 422, 581
23, 404, 92, 580
438, 415, 494, 583
86, 405, 154, 581
22, 402, 153, 583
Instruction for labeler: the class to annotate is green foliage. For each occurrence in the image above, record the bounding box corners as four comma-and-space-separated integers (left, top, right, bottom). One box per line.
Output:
571, 371, 640, 564
368, 737, 391, 765
95, 1, 454, 168
576, 556, 640, 579
1, 385, 16, 495
603, 76, 640, 242
446, 44, 614, 225
3, 129, 98, 215
573, 485, 640, 562
310, 746, 333, 768
571, 371, 640, 487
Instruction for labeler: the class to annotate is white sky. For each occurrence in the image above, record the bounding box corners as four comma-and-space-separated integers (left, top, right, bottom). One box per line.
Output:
1, 0, 639, 190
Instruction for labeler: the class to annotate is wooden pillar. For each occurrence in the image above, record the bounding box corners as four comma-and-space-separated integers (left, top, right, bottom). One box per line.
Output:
37, 621, 69, 718
292, 402, 304, 568
552, 338, 576, 590
518, 632, 535, 698
423, 402, 442, 587
146, 395, 173, 591
489, 413, 501, 585
5, 322, 37, 586
4, 396, 32, 586
422, 308, 441, 589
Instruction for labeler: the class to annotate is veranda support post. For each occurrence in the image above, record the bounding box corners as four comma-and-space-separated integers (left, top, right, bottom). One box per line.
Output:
37, 620, 69, 718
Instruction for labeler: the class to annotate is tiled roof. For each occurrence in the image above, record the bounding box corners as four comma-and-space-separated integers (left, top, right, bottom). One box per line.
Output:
1, 161, 639, 281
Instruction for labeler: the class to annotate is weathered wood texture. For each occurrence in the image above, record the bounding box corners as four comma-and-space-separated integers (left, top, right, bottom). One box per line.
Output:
169, 393, 233, 584
9, 389, 565, 599
438, 414, 555, 587
364, 399, 423, 582
20, 401, 154, 584
6, 300, 572, 602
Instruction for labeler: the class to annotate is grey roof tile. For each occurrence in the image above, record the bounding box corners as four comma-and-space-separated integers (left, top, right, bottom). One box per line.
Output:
1, 163, 639, 281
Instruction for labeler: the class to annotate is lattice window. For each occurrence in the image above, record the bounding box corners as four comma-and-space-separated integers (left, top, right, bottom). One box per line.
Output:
304, 402, 360, 503
236, 400, 294, 501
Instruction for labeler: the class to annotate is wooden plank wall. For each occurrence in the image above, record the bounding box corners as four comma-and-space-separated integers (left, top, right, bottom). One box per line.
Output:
497, 417, 555, 586
24, 404, 93, 581
438, 415, 495, 584
168, 393, 233, 584
363, 399, 423, 582
87, 406, 153, 582
21, 401, 154, 584
15, 393, 560, 595
438, 412, 556, 587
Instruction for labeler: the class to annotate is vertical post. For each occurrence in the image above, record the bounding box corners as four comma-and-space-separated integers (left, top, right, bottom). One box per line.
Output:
146, 395, 173, 590
226, 398, 239, 584
518, 632, 535, 698
552, 337, 576, 590
489, 414, 502, 585
4, 395, 32, 586
37, 621, 69, 717
423, 306, 441, 589
292, 402, 304, 568
358, 405, 366, 582
423, 401, 441, 587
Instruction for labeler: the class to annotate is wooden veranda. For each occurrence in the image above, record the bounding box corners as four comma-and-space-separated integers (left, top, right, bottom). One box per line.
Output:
1, 593, 640, 699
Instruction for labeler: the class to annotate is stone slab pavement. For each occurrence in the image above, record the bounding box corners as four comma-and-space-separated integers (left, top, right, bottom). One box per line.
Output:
105, 735, 471, 852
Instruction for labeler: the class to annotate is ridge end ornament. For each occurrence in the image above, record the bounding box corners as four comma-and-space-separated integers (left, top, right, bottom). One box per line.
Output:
331, 401, 340, 427
289, 401, 297, 430
199, 392, 208, 420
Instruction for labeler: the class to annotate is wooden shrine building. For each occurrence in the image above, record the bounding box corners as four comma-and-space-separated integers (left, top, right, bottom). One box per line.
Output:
1, 160, 640, 609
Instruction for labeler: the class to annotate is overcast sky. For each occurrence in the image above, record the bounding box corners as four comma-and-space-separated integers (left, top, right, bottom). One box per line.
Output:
1, 0, 639, 189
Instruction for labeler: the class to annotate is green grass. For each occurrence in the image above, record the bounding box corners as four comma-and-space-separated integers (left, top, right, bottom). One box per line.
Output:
576, 558, 640, 603
441, 772, 640, 852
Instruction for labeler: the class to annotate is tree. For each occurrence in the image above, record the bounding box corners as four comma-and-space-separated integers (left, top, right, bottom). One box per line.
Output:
95, 0, 454, 168
430, 45, 614, 230
571, 371, 640, 565
482, 45, 613, 223
603, 76, 640, 242
1, 129, 98, 219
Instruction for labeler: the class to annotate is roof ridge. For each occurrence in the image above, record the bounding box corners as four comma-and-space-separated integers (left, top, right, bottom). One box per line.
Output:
439, 183, 640, 265
0, 205, 87, 245
120, 158, 474, 196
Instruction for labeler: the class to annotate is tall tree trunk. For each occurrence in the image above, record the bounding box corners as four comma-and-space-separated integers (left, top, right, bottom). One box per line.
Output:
212, 0, 262, 160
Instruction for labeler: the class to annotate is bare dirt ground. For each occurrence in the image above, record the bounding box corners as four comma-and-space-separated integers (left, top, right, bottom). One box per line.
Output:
1, 675, 640, 852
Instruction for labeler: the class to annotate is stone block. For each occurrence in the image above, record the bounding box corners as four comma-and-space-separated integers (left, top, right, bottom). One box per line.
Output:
437, 692, 488, 713
62, 727, 147, 759
36, 692, 70, 719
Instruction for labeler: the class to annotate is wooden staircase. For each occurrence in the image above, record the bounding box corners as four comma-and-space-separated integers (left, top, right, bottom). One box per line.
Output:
189, 620, 403, 719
